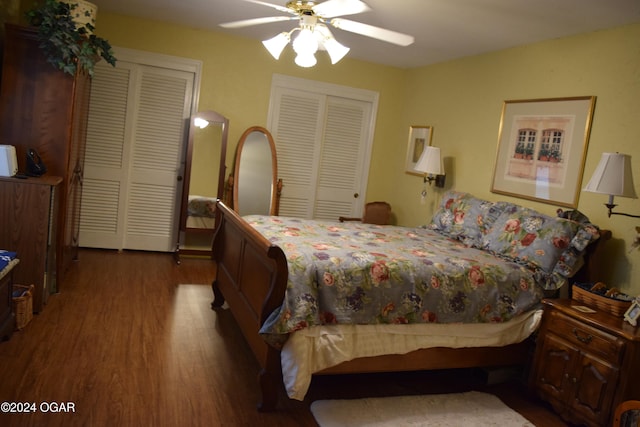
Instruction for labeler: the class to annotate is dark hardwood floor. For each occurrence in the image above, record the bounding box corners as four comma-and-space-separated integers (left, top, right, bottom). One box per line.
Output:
0, 249, 570, 426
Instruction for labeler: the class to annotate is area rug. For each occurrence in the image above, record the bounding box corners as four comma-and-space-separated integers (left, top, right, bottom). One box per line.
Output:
310, 391, 535, 427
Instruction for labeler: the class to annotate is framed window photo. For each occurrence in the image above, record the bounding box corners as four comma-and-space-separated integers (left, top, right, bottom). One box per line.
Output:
624, 299, 640, 327
405, 125, 433, 175
491, 96, 596, 208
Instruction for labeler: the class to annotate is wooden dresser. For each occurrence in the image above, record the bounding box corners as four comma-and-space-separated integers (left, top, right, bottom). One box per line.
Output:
0, 176, 62, 312
0, 23, 91, 289
530, 298, 640, 426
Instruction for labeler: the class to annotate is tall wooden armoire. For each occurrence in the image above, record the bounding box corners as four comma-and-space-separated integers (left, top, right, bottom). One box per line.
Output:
0, 24, 91, 291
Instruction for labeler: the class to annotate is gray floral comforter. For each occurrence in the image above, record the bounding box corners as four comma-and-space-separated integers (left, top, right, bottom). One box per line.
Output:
246, 215, 545, 346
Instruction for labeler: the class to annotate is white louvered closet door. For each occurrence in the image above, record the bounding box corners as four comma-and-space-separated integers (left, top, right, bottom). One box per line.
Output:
270, 90, 324, 218
315, 97, 371, 219
269, 76, 377, 220
79, 60, 194, 251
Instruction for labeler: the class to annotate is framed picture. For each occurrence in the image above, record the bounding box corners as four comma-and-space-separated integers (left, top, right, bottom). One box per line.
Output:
624, 299, 640, 327
405, 125, 433, 175
491, 96, 596, 208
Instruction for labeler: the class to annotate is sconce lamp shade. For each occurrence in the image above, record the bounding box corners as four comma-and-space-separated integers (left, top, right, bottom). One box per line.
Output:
415, 146, 443, 176
583, 152, 637, 198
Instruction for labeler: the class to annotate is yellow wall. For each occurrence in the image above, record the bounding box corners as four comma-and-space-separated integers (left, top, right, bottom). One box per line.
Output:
398, 23, 640, 294
80, 12, 640, 294
94, 13, 406, 203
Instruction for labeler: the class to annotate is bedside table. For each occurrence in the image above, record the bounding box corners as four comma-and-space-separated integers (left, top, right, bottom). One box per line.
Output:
529, 298, 640, 427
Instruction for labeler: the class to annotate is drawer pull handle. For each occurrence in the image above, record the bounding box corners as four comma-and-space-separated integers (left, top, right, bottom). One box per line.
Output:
572, 328, 593, 344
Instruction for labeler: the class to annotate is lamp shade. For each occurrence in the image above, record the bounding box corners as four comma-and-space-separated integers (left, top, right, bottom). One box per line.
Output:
323, 37, 350, 64
292, 28, 318, 55
262, 33, 290, 60
316, 25, 350, 64
415, 146, 443, 175
294, 52, 317, 68
583, 152, 637, 198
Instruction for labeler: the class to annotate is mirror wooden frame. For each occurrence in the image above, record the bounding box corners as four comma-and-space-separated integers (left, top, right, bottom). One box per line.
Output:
176, 110, 228, 261
232, 126, 281, 216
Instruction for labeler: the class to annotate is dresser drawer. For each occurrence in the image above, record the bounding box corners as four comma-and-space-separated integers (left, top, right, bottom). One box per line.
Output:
547, 310, 625, 363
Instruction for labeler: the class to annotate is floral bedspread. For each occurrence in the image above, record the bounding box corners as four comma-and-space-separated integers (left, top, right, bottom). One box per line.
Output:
246, 216, 545, 346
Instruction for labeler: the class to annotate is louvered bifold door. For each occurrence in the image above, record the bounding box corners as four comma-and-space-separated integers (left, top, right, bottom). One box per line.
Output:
80, 61, 193, 251
79, 62, 131, 249
270, 86, 373, 220
313, 97, 371, 220
270, 89, 325, 218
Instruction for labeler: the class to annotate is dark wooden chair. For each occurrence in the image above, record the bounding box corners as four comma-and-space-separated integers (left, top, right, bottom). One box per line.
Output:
339, 201, 391, 225
614, 400, 640, 427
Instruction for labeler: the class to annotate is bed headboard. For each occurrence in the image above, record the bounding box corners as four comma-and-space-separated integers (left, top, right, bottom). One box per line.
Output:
573, 229, 612, 285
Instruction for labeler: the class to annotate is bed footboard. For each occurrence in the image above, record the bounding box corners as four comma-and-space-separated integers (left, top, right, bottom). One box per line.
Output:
211, 201, 288, 411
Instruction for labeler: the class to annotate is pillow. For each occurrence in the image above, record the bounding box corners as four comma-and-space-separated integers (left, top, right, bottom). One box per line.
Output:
430, 191, 505, 247
482, 205, 576, 272
482, 204, 598, 276
552, 215, 600, 278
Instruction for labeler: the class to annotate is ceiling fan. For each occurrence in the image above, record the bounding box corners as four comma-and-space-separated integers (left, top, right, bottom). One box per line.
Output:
220, 0, 415, 67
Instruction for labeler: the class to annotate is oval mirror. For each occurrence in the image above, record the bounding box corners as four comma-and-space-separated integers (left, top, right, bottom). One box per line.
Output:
233, 126, 279, 216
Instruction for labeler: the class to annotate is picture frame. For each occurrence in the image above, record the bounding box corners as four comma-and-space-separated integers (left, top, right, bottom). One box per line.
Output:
491, 96, 596, 208
405, 125, 433, 175
624, 299, 640, 327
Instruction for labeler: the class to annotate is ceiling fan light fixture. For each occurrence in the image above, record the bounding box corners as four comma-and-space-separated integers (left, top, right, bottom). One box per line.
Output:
222, 0, 415, 66
294, 52, 317, 67
262, 32, 290, 59
323, 36, 350, 64
292, 27, 318, 55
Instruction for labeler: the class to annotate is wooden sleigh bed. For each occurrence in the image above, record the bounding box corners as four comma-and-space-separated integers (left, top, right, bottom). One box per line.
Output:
210, 192, 610, 411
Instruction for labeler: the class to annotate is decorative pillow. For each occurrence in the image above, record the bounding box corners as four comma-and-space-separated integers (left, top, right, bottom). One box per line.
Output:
482, 205, 600, 281
429, 191, 505, 247
482, 205, 582, 274
552, 211, 600, 278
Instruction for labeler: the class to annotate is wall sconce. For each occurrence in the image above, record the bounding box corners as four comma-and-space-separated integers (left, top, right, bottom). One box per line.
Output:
583, 152, 639, 218
415, 146, 445, 198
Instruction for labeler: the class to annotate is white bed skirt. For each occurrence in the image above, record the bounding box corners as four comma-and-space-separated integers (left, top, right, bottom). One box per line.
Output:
281, 309, 543, 400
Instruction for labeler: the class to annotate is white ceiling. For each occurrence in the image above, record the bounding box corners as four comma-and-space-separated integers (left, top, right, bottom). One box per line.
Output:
90, 0, 640, 69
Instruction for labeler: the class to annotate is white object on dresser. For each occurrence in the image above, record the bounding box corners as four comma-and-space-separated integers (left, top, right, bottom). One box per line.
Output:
0, 145, 17, 177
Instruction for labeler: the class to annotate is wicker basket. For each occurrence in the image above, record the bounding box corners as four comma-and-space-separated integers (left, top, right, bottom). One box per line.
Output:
12, 284, 34, 330
572, 284, 632, 317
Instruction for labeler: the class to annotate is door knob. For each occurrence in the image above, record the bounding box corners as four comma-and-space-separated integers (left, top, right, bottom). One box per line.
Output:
353, 193, 359, 198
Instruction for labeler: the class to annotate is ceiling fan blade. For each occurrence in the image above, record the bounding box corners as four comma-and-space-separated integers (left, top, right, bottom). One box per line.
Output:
330, 18, 415, 46
313, 0, 370, 18
220, 16, 295, 29
240, 0, 295, 15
